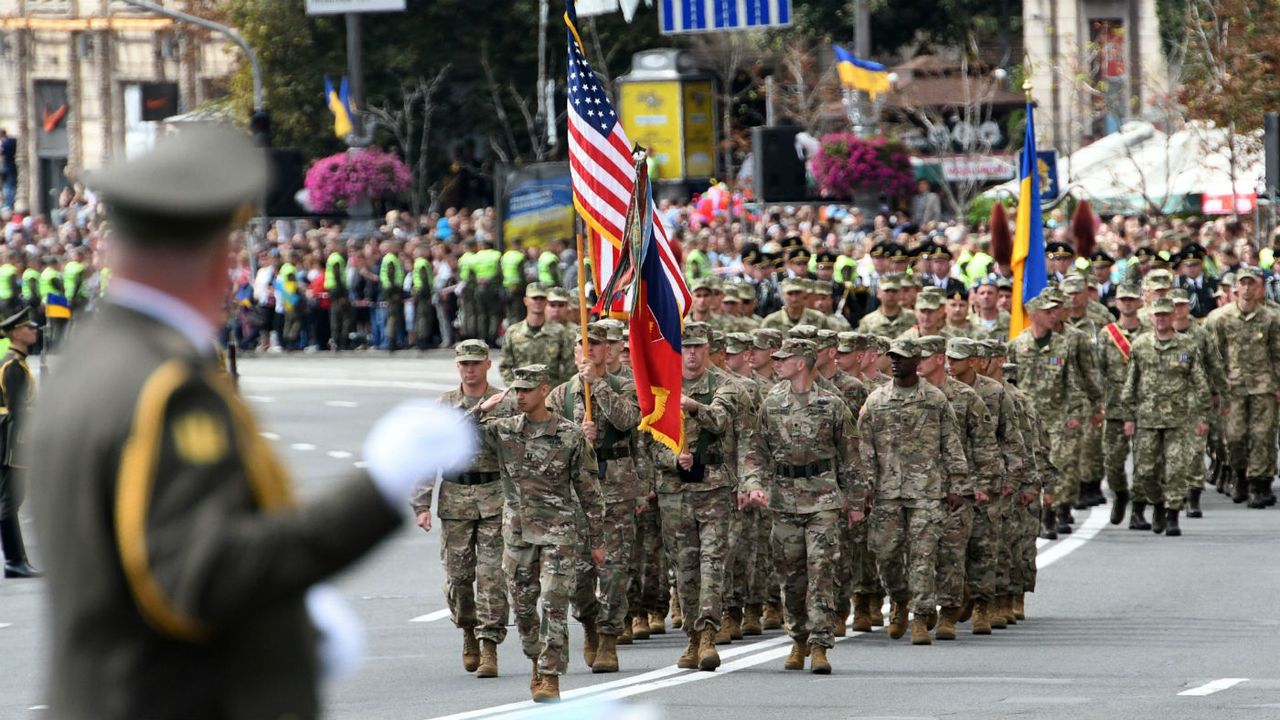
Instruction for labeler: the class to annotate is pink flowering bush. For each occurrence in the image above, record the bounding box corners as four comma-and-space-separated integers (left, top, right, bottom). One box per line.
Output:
811, 134, 915, 200
304, 147, 411, 213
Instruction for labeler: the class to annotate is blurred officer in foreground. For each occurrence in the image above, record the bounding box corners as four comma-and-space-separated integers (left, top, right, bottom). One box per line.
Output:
30, 126, 475, 720
0, 308, 39, 578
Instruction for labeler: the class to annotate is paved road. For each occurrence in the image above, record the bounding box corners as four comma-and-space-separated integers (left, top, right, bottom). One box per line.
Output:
3, 354, 1279, 719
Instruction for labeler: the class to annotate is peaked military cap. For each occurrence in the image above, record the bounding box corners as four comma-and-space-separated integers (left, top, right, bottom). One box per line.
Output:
814, 251, 838, 268
510, 364, 550, 389
0, 307, 39, 333
1089, 250, 1114, 266
1046, 241, 1075, 259
454, 339, 490, 361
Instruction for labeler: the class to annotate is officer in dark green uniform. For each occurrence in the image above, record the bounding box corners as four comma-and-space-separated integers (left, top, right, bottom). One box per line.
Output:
30, 126, 477, 720
0, 307, 39, 578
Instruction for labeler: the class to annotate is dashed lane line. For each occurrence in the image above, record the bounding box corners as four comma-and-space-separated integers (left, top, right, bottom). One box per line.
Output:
290, 443, 317, 451
410, 609, 452, 623
1179, 678, 1248, 696
327, 450, 353, 459
324, 400, 360, 408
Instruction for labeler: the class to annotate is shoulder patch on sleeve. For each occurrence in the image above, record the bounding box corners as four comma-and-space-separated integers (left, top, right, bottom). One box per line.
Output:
172, 411, 229, 466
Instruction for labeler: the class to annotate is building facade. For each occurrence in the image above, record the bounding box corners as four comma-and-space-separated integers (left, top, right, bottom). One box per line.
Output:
0, 0, 238, 214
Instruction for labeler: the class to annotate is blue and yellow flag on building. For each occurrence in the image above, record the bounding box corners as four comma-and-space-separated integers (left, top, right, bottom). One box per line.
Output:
324, 76, 354, 139
1010, 99, 1047, 339
833, 45, 891, 100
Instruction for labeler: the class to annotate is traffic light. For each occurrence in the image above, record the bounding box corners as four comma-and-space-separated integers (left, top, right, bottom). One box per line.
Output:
250, 110, 272, 148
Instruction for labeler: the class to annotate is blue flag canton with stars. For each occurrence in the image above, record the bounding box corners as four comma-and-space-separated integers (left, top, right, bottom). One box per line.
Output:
566, 5, 618, 136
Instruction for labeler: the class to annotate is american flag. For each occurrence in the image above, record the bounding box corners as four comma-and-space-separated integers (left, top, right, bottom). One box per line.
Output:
565, 0, 690, 317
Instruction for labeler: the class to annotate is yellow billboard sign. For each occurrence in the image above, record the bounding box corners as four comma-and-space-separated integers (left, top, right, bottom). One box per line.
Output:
682, 81, 716, 179
619, 81, 684, 181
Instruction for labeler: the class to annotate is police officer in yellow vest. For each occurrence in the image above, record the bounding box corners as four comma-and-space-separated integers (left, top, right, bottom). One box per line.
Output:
0, 252, 18, 316
470, 241, 502, 346
502, 238, 528, 325
380, 239, 406, 351
412, 244, 438, 351
325, 240, 352, 350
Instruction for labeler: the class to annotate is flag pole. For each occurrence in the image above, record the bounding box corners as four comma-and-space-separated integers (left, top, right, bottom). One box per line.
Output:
575, 217, 593, 423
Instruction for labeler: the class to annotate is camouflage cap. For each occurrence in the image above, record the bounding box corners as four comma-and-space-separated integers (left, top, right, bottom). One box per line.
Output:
1060, 275, 1086, 294
787, 324, 820, 340
916, 335, 946, 357
979, 338, 1008, 357
781, 277, 807, 293
586, 321, 610, 343
683, 321, 712, 346
879, 273, 904, 291
772, 338, 817, 361
510, 364, 550, 389
1236, 265, 1265, 282
1115, 283, 1142, 300
455, 339, 490, 361
836, 331, 870, 353
870, 335, 892, 353
751, 327, 785, 350
915, 286, 945, 310
1149, 297, 1174, 314
689, 277, 714, 293
945, 336, 980, 359
710, 329, 727, 352
1142, 269, 1173, 290
726, 332, 753, 354
598, 318, 626, 342
547, 287, 571, 303
813, 329, 839, 350
735, 284, 757, 302
1170, 287, 1192, 305
1025, 294, 1059, 313
887, 337, 920, 358
1220, 272, 1236, 286
1042, 287, 1068, 306
525, 282, 550, 298
812, 279, 834, 294
722, 289, 741, 304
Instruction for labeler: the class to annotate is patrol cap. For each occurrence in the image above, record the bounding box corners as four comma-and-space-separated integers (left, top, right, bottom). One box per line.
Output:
586, 321, 609, 344
781, 277, 807, 294
1150, 297, 1174, 314
1142, 269, 1173, 290
916, 287, 945, 310
813, 329, 839, 350
1042, 287, 1068, 306
547, 287, 571, 303
1116, 283, 1142, 300
0, 307, 39, 333
886, 337, 920, 358
1170, 288, 1192, 305
836, 331, 862, 353
598, 318, 626, 342
87, 125, 267, 246
945, 337, 980, 359
869, 336, 891, 354
509, 364, 550, 389
689, 277, 714, 293
787, 324, 819, 340
1060, 275, 1086, 294
525, 283, 550, 299
1236, 265, 1265, 282
709, 330, 727, 353
916, 335, 946, 357
772, 338, 817, 361
735, 284, 757, 302
683, 321, 712, 346
1025, 294, 1059, 313
454, 339, 490, 362
1220, 272, 1236, 287
751, 327, 785, 350
812, 279, 834, 294
726, 332, 752, 354
721, 290, 741, 305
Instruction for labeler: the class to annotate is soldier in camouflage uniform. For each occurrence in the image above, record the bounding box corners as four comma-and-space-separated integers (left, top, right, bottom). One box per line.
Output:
859, 338, 970, 646
858, 274, 917, 338
917, 336, 996, 641
1170, 288, 1228, 517
895, 287, 951, 340
470, 365, 605, 703
1097, 283, 1148, 527
546, 323, 642, 673
1206, 266, 1280, 508
547, 287, 581, 339
724, 332, 765, 635
748, 327, 786, 629
688, 278, 734, 335
742, 338, 863, 673
1060, 275, 1108, 508
413, 340, 513, 678
1119, 298, 1212, 537
655, 322, 738, 671
762, 278, 830, 331
500, 284, 575, 387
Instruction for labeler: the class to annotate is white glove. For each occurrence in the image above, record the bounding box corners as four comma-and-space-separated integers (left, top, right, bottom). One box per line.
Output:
362, 400, 477, 508
306, 583, 366, 682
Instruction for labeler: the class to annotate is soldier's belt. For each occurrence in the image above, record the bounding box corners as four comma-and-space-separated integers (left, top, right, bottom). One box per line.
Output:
449, 471, 501, 486
774, 460, 834, 478
597, 445, 632, 461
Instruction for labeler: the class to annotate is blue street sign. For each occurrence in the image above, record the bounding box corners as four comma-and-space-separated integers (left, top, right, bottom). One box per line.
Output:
660, 0, 792, 34
1036, 149, 1060, 199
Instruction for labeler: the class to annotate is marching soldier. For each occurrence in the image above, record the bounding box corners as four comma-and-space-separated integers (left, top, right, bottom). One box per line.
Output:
1098, 283, 1147, 527
0, 309, 39, 578
471, 365, 605, 703
414, 340, 513, 678
500, 284, 575, 387
762, 278, 828, 330
1170, 288, 1227, 517
857, 274, 917, 338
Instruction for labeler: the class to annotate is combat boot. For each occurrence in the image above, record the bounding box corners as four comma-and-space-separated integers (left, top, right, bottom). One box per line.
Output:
1073, 489, 1090, 511
1093, 481, 1108, 506
869, 595, 886, 626
1014, 593, 1026, 620
476, 640, 499, 678
1001, 596, 1017, 625
1039, 506, 1058, 540
989, 600, 1007, 630
582, 619, 599, 667
784, 639, 808, 670
1152, 503, 1167, 534
1056, 504, 1073, 535
887, 600, 909, 639
619, 619, 634, 645
1248, 478, 1268, 509
592, 634, 619, 673
1128, 502, 1152, 531
461, 627, 481, 673
649, 611, 668, 635
728, 607, 744, 640
1186, 489, 1203, 518
958, 587, 972, 624
971, 601, 992, 635
742, 604, 763, 635
809, 645, 831, 675
1164, 508, 1182, 536
632, 614, 651, 641
1110, 490, 1130, 525
833, 601, 848, 637
1232, 469, 1249, 503
1265, 481, 1277, 506
532, 673, 560, 703
714, 622, 733, 645
935, 607, 959, 641
0, 518, 40, 578
851, 594, 873, 632
762, 602, 784, 630
677, 631, 699, 669
529, 661, 541, 696
910, 616, 932, 645
671, 588, 683, 629
697, 627, 721, 671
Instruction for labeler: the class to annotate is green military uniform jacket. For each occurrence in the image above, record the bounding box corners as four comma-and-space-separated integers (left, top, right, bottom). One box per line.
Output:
547, 373, 645, 503
760, 306, 828, 331
500, 320, 574, 387
29, 303, 403, 720
0, 347, 33, 469
858, 380, 971, 504
857, 307, 917, 338
1118, 332, 1212, 428
654, 368, 736, 493
412, 387, 513, 520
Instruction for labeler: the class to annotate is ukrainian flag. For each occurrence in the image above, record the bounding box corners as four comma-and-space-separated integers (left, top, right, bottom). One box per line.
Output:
833, 45, 891, 100
1009, 99, 1047, 339
324, 76, 354, 139
45, 292, 71, 320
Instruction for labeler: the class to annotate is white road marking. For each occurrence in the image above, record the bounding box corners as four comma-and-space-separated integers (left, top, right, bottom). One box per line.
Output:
244, 395, 274, 403
324, 400, 359, 408
28, 706, 48, 711
290, 443, 316, 451
258, 432, 280, 441
1179, 678, 1248, 696
353, 460, 369, 469
410, 609, 453, 623
0, 623, 11, 629
425, 508, 1110, 720
241, 376, 454, 392
327, 450, 353, 459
